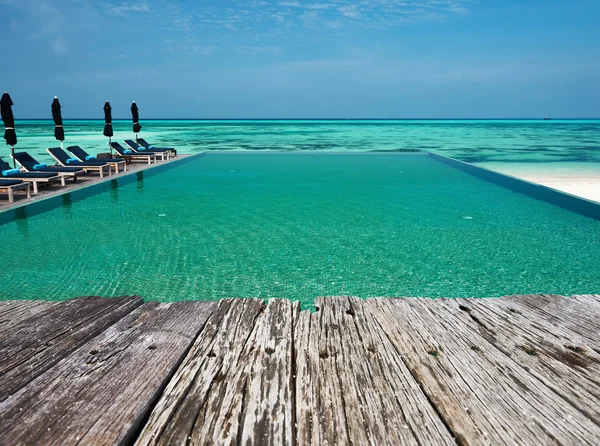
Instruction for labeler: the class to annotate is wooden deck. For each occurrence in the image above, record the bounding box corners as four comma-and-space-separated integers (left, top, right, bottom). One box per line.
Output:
1, 294, 599, 445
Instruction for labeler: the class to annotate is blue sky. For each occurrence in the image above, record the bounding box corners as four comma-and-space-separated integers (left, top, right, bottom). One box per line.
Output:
0, 0, 599, 118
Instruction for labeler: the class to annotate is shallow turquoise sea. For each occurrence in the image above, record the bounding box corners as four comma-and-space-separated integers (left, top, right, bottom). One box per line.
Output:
8, 119, 600, 170
1, 152, 600, 306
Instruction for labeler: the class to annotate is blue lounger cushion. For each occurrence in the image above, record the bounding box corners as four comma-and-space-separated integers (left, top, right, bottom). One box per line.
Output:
137, 139, 175, 153
33, 163, 48, 170
85, 155, 96, 160
125, 139, 167, 154
0, 178, 23, 186
5, 171, 59, 179
110, 142, 151, 157
2, 168, 20, 176
35, 166, 83, 173
140, 142, 173, 151
5, 156, 58, 178
66, 158, 79, 164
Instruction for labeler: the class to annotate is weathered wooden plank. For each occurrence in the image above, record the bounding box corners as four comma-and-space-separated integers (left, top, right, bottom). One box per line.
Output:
346, 297, 457, 445
0, 300, 216, 446
501, 294, 600, 351
295, 301, 349, 445
236, 299, 298, 445
439, 298, 600, 424
135, 298, 266, 445
369, 297, 600, 445
0, 300, 59, 330
188, 298, 298, 445
571, 294, 600, 304
0, 295, 142, 401
295, 296, 456, 446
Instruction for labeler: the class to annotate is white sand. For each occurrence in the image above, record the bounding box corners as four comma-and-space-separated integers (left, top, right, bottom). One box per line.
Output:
474, 162, 600, 204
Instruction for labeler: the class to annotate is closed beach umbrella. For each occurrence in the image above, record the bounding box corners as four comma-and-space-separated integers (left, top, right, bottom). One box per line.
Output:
103, 101, 113, 139
104, 101, 114, 154
1, 92, 17, 167
52, 96, 65, 146
131, 101, 142, 136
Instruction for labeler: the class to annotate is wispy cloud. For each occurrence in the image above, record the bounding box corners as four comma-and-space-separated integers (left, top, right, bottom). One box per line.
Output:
0, 0, 473, 60
150, 0, 475, 43
0, 0, 69, 54
9, 18, 19, 32
101, 1, 150, 17
268, 0, 474, 27
51, 36, 68, 55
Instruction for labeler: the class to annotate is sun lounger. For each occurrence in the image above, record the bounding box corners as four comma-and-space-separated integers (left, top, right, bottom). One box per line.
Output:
124, 140, 170, 161
0, 178, 31, 203
67, 145, 127, 173
47, 147, 112, 178
0, 158, 65, 194
12, 152, 82, 184
136, 138, 177, 157
110, 142, 156, 165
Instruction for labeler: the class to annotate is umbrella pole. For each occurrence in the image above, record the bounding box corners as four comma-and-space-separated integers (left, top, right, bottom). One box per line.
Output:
11, 146, 15, 168
109, 137, 112, 156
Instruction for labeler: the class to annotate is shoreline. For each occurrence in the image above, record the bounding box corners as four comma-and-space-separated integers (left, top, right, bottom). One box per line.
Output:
474, 162, 600, 203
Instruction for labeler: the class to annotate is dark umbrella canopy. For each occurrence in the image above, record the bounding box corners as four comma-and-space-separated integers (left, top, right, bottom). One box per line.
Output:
131, 101, 142, 134
1, 92, 17, 146
52, 97, 64, 142
103, 101, 113, 138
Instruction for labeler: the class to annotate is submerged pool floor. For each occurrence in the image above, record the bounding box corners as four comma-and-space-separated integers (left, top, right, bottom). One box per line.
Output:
1, 152, 599, 305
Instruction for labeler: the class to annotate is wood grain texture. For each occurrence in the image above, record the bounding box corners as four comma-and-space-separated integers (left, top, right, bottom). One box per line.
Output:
0, 295, 142, 401
0, 300, 216, 446
135, 298, 266, 445
295, 300, 348, 446
503, 294, 600, 351
136, 298, 298, 446
439, 298, 600, 424
368, 297, 600, 445
0, 300, 59, 330
295, 296, 456, 446
236, 299, 298, 446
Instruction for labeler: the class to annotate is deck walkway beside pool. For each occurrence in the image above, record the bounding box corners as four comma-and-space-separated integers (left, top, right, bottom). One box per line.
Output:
1, 294, 599, 445
0, 154, 194, 213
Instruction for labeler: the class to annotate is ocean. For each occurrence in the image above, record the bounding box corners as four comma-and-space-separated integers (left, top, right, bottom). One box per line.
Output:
8, 119, 600, 172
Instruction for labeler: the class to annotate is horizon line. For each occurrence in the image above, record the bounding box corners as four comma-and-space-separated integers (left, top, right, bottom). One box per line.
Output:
12, 117, 600, 121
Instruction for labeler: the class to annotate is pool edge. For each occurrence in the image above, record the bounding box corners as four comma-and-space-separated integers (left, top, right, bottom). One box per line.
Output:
428, 152, 600, 221
0, 152, 206, 217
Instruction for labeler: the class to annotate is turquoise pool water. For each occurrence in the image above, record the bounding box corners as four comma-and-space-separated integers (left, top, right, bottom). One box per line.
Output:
1, 152, 599, 306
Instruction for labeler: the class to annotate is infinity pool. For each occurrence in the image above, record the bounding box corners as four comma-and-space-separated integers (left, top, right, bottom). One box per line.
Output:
1, 152, 599, 307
